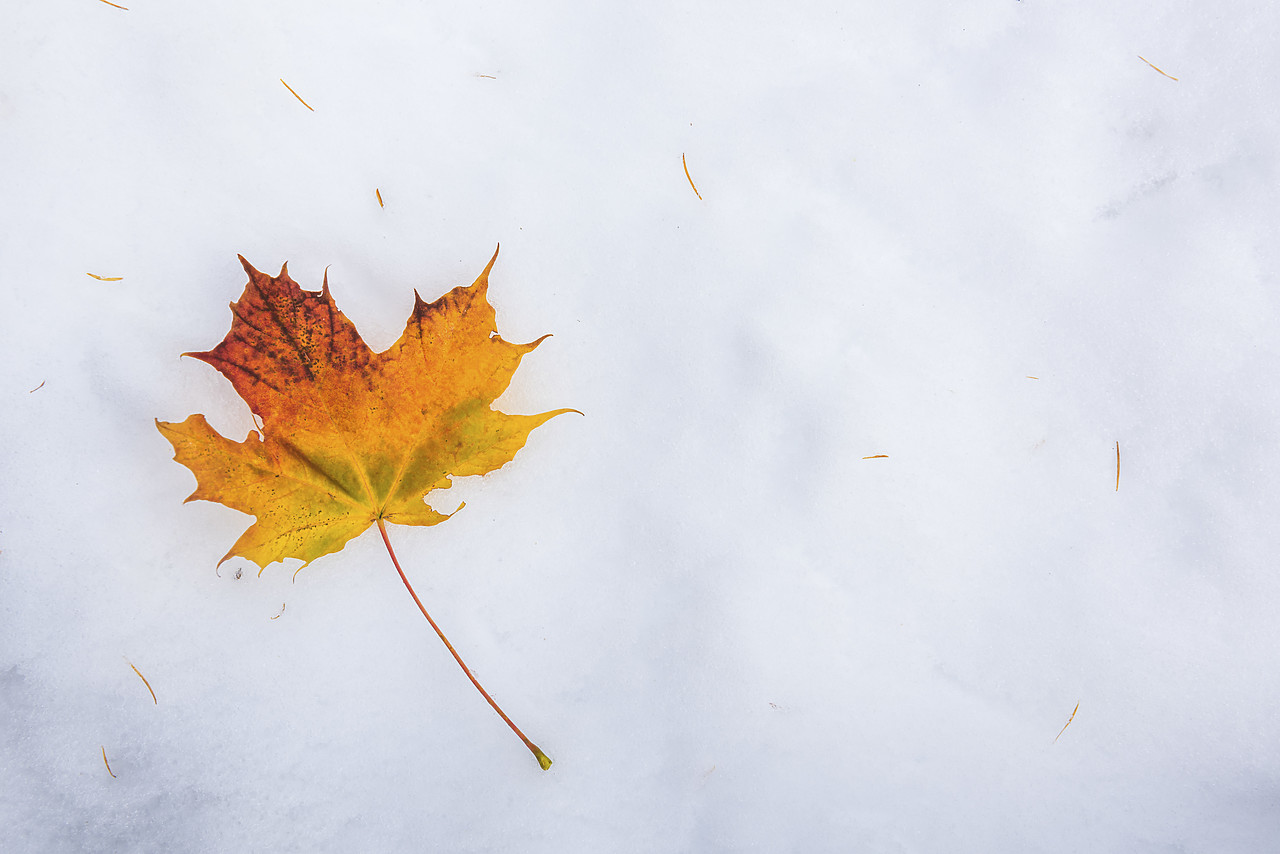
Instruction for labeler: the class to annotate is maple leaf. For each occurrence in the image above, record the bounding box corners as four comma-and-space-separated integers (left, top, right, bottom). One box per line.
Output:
157, 247, 572, 769
157, 247, 572, 569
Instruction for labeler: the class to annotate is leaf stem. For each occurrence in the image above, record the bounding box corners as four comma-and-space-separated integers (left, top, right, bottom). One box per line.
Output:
375, 517, 552, 770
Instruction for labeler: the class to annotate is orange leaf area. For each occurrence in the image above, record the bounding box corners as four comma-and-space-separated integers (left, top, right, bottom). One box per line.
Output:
157, 247, 574, 571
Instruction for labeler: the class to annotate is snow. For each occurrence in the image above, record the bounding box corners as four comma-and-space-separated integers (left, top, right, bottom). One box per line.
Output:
3, 1, 1280, 851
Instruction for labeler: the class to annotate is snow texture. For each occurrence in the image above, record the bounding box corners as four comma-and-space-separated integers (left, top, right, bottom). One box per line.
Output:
3, 1, 1280, 852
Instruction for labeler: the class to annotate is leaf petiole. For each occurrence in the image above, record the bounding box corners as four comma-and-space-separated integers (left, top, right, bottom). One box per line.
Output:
375, 517, 552, 771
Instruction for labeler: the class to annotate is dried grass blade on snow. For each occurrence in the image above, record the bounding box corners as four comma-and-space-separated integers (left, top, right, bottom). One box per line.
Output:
1138, 56, 1179, 81
102, 746, 117, 777
126, 659, 157, 704
683, 153, 703, 200
280, 79, 315, 111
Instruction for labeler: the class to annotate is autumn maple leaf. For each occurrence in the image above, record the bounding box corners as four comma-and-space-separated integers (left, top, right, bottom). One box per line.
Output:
157, 247, 572, 769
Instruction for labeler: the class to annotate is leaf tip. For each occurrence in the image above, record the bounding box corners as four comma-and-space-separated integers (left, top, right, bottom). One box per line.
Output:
521, 333, 554, 353
544, 407, 584, 422
472, 244, 500, 292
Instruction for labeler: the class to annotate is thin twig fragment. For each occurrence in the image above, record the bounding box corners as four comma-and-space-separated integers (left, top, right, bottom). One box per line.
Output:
1026, 376, 1039, 380
126, 659, 157, 704
376, 188, 384, 208
102, 746, 117, 777
682, 153, 703, 200
1138, 56, 1178, 81
29, 380, 46, 393
1054, 702, 1080, 743
280, 79, 315, 111
475, 74, 497, 79
1115, 441, 1121, 492
97, 0, 129, 9
862, 454, 888, 460
87, 273, 123, 281
270, 603, 286, 620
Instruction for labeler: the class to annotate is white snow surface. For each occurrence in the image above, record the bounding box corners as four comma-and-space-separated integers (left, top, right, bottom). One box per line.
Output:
3, 1, 1280, 851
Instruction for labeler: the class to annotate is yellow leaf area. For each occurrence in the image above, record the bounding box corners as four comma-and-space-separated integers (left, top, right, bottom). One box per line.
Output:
157, 247, 573, 571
